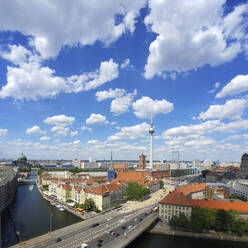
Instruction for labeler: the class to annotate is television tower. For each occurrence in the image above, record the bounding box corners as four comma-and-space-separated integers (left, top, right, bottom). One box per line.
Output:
149, 114, 155, 170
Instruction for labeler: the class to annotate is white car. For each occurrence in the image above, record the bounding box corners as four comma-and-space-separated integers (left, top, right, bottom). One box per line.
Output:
107, 217, 112, 221
128, 225, 132, 230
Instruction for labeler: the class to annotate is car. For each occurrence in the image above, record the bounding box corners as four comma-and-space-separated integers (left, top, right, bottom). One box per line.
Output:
56, 238, 62, 242
107, 229, 113, 234
140, 218, 143, 221
107, 217, 112, 221
97, 244, 102, 247
134, 218, 138, 221
122, 226, 126, 230
114, 233, 120, 237
128, 225, 132, 230
81, 243, 90, 248
90, 223, 99, 228
111, 232, 115, 236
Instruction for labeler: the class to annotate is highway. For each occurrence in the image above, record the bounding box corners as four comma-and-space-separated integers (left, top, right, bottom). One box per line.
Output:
12, 204, 157, 248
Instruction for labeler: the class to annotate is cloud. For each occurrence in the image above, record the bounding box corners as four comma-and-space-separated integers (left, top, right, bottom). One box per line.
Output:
111, 90, 137, 115
199, 99, 247, 120
0, 128, 8, 137
87, 139, 99, 145
144, 0, 248, 79
51, 126, 69, 136
26, 125, 46, 135
40, 136, 50, 141
0, 44, 31, 66
44, 115, 75, 126
86, 114, 109, 125
95, 88, 126, 101
133, 96, 174, 118
81, 126, 92, 132
184, 138, 215, 147
163, 119, 248, 138
223, 134, 242, 141
120, 58, 130, 69
0, 47, 119, 100
70, 131, 78, 137
209, 82, 220, 94
0, 1, 146, 59
107, 122, 149, 142
73, 140, 80, 146
216, 74, 248, 98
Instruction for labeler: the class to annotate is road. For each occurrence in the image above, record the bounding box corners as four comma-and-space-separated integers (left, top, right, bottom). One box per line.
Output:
12, 205, 156, 248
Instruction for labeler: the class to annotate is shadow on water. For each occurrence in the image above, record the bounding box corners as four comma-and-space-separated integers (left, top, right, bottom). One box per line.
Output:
127, 232, 248, 248
1, 170, 81, 248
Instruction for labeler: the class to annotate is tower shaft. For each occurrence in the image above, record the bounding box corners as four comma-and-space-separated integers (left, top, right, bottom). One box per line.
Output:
149, 134, 153, 169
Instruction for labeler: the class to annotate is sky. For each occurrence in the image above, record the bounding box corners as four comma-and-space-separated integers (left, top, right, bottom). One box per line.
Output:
0, 0, 248, 162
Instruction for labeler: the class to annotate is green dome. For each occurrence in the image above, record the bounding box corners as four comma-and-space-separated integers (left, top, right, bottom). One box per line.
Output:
17, 152, 27, 161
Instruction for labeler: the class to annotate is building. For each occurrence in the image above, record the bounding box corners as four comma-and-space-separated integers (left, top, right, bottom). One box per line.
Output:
159, 183, 248, 220
239, 153, 248, 178
139, 154, 146, 170
206, 171, 222, 183
232, 180, 248, 201
113, 164, 128, 172
159, 191, 192, 219
205, 185, 229, 200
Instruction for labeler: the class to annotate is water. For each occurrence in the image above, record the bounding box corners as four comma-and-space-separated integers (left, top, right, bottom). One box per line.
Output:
1, 170, 81, 247
128, 233, 248, 248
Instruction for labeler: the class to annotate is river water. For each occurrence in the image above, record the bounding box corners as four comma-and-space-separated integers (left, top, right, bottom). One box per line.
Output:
1, 170, 247, 248
1, 170, 81, 247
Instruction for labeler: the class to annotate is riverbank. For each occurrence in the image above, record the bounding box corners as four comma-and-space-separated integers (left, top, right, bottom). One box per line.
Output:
150, 222, 248, 243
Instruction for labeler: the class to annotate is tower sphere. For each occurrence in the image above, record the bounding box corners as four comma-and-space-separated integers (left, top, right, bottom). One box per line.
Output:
149, 123, 155, 134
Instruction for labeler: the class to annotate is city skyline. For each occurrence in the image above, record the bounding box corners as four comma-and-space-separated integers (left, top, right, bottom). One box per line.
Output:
1, 1, 248, 161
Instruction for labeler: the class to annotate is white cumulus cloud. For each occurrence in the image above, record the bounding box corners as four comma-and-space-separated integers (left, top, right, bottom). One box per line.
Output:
144, 0, 248, 78
111, 90, 137, 115
70, 131, 78, 137
107, 122, 149, 142
44, 115, 75, 126
81, 126, 92, 132
199, 99, 247, 120
40, 136, 50, 141
86, 114, 109, 125
0, 1, 146, 59
95, 88, 126, 102
216, 74, 248, 98
0, 46, 119, 100
0, 128, 8, 137
26, 125, 45, 135
133, 96, 174, 118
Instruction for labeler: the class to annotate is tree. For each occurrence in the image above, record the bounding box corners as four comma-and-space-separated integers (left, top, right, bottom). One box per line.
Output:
160, 180, 164, 189
82, 198, 96, 211
203, 208, 216, 230
190, 207, 206, 233
124, 182, 150, 201
201, 170, 210, 178
215, 209, 233, 232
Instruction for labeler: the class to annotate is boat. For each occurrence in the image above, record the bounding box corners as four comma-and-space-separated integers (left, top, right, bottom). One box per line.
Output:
59, 207, 65, 211
50, 202, 56, 206
29, 185, 33, 191
55, 204, 61, 208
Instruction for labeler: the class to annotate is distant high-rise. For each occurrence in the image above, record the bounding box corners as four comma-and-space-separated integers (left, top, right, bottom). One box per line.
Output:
172, 151, 180, 162
148, 116, 155, 170
107, 150, 116, 182
139, 154, 146, 170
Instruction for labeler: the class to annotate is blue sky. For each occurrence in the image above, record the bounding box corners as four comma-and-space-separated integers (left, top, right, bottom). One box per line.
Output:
0, 0, 248, 161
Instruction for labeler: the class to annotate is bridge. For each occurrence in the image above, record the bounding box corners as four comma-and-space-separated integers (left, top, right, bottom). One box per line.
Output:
10, 205, 158, 248
18, 179, 36, 184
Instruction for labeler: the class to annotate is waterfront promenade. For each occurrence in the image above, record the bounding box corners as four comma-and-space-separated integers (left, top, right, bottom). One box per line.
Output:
150, 222, 248, 243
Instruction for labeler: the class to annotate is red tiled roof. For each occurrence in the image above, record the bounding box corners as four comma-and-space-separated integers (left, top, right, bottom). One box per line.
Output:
88, 182, 122, 196
175, 183, 206, 196
192, 199, 248, 213
112, 171, 147, 183
113, 164, 128, 169
74, 186, 82, 193
160, 191, 192, 206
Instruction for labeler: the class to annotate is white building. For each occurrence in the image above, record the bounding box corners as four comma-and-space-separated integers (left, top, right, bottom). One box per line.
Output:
232, 180, 248, 201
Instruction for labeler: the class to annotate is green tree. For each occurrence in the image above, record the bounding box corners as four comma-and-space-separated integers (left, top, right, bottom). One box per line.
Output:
215, 209, 233, 232
82, 198, 96, 211
203, 208, 216, 230
124, 182, 150, 200
190, 207, 206, 233
201, 170, 210, 178
232, 218, 247, 236
160, 180, 164, 189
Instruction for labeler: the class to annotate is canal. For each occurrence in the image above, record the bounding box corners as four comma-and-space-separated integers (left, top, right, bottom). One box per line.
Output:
1, 170, 81, 247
